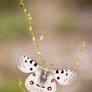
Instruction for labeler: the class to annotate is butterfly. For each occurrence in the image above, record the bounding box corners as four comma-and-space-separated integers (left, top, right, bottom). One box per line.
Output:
18, 55, 77, 92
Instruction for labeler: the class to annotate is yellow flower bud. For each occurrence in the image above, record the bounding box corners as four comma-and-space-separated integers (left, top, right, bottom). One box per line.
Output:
28, 14, 30, 17
38, 51, 41, 55
29, 26, 32, 31
32, 36, 35, 41
24, 8, 27, 13
29, 17, 32, 21
40, 35, 43, 41
19, 1, 24, 7
82, 41, 86, 48
78, 56, 80, 59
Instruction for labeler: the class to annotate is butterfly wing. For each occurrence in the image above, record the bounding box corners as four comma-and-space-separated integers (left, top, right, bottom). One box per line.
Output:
18, 55, 40, 73
25, 70, 56, 92
43, 74, 56, 92
25, 69, 56, 92
25, 70, 41, 92
52, 69, 76, 86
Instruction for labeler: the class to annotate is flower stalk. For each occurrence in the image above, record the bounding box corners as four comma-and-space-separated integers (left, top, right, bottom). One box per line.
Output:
73, 41, 86, 71
18, 77, 27, 92
19, 0, 46, 68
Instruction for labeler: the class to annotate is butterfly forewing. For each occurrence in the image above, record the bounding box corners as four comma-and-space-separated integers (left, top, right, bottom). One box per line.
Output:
25, 70, 41, 92
53, 69, 77, 85
18, 55, 39, 73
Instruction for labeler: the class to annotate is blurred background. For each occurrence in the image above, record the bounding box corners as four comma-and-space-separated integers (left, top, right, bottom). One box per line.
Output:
0, 0, 92, 92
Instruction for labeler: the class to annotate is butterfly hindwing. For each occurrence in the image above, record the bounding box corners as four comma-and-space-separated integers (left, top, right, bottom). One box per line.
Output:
53, 69, 76, 85
25, 69, 56, 92
18, 55, 39, 73
25, 70, 41, 92
43, 74, 56, 92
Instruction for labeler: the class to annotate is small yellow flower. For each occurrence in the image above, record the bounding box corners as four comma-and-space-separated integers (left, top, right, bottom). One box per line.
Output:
82, 41, 86, 48
78, 56, 80, 59
38, 51, 41, 55
20, 0, 23, 2
24, 8, 27, 13
29, 26, 32, 31
29, 17, 32, 21
28, 14, 30, 17
40, 35, 43, 41
32, 36, 35, 41
19, 0, 24, 7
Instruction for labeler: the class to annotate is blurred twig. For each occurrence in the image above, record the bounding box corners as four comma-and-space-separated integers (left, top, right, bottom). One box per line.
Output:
18, 77, 27, 92
19, 0, 46, 68
73, 41, 86, 70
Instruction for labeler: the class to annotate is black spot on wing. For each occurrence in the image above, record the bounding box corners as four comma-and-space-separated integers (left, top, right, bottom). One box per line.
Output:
61, 69, 64, 74
36, 84, 45, 88
25, 60, 27, 63
30, 60, 33, 64
66, 73, 68, 76
30, 68, 33, 71
34, 63, 37, 67
42, 86, 45, 88
37, 84, 39, 86
56, 70, 59, 73
57, 76, 60, 80
27, 57, 29, 59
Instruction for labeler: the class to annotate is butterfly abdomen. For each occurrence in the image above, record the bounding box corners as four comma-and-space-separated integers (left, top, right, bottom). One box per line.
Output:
40, 70, 48, 83
39, 69, 51, 84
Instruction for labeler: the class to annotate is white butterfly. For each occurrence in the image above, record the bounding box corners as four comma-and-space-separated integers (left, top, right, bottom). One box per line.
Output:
18, 55, 77, 92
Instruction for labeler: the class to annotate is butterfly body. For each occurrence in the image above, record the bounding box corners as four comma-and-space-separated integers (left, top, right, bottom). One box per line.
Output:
18, 55, 76, 92
39, 69, 51, 83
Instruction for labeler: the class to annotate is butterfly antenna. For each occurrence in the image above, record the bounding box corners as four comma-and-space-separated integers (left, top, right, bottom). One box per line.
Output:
73, 41, 86, 71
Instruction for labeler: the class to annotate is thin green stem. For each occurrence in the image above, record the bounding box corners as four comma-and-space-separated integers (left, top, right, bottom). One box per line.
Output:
18, 77, 27, 92
19, 0, 46, 68
73, 41, 86, 71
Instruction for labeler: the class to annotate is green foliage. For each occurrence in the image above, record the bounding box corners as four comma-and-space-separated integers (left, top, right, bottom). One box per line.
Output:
0, 0, 17, 5
0, 15, 30, 41
0, 79, 22, 92
0, 0, 17, 9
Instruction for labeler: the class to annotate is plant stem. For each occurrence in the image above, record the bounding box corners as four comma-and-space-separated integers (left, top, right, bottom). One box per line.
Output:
73, 41, 86, 71
19, 0, 46, 68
